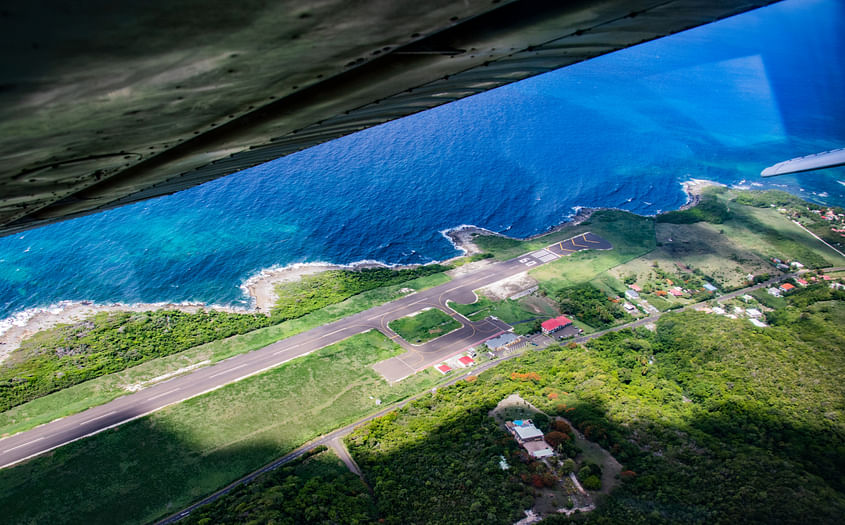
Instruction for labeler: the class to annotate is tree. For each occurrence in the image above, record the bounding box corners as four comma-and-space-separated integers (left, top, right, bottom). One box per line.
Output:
545, 431, 570, 449
583, 475, 602, 491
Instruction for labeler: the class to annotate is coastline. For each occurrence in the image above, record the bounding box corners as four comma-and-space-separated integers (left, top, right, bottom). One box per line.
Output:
0, 178, 711, 361
680, 178, 725, 210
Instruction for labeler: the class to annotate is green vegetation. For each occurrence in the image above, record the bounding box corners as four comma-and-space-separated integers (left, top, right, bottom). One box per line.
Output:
450, 295, 548, 335
272, 265, 448, 319
731, 189, 807, 208
554, 284, 627, 329
388, 308, 461, 344
0, 310, 273, 412
341, 301, 845, 524
183, 447, 375, 525
450, 252, 495, 267
656, 191, 732, 224
0, 330, 444, 524
0, 267, 450, 417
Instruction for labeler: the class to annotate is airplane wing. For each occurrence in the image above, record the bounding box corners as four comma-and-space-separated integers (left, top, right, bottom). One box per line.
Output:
761, 148, 845, 177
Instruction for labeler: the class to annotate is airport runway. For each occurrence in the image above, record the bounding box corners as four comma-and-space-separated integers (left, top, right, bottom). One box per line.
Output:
0, 233, 610, 469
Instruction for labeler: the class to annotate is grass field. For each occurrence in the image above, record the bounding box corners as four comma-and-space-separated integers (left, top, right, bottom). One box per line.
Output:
449, 296, 539, 324
719, 189, 845, 268
609, 190, 845, 297
388, 308, 461, 344
0, 272, 450, 438
0, 330, 443, 525
525, 211, 656, 295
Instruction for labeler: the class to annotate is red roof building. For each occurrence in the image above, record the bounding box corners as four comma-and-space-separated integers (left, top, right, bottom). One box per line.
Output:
780, 283, 795, 292
436, 364, 452, 374
457, 356, 475, 367
629, 284, 642, 292
541, 316, 573, 334
796, 278, 808, 286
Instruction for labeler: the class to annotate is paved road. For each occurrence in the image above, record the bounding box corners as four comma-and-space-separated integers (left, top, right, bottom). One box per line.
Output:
155, 266, 844, 524
0, 233, 605, 469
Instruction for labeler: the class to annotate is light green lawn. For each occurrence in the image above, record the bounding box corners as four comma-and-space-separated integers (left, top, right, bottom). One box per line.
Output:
449, 296, 537, 324
0, 272, 449, 438
0, 330, 443, 525
388, 308, 461, 344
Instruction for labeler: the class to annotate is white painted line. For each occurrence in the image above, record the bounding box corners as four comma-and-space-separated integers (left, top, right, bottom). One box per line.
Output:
3, 437, 44, 453
209, 363, 248, 379
78, 410, 117, 426
148, 388, 181, 401
525, 261, 537, 267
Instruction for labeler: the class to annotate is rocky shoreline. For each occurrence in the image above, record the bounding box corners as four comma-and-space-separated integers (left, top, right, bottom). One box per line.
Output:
0, 178, 713, 361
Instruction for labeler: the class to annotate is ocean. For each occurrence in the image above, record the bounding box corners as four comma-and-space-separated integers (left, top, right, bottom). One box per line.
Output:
1, 0, 844, 321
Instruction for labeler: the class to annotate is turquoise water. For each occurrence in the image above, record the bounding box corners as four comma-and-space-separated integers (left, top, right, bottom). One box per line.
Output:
1, 0, 844, 320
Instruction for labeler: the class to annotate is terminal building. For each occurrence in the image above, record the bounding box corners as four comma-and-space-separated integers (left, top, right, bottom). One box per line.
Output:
485, 332, 524, 352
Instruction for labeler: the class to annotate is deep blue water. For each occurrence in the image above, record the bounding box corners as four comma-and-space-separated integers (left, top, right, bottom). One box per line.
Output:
1, 0, 844, 319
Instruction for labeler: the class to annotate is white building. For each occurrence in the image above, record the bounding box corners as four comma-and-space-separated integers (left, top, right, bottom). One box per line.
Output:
746, 308, 762, 319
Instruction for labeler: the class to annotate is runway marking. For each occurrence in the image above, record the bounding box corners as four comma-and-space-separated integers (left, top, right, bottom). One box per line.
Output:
209, 363, 248, 379
149, 388, 181, 401
79, 411, 117, 426
3, 437, 44, 453
583, 233, 602, 244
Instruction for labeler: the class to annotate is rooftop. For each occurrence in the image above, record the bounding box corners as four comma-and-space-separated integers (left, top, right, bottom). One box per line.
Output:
541, 316, 573, 332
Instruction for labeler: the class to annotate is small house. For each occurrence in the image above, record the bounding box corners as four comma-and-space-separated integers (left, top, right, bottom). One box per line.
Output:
767, 287, 782, 297
703, 283, 718, 292
625, 289, 640, 300
506, 420, 555, 459
746, 308, 762, 318
435, 364, 452, 374
780, 283, 795, 293
541, 316, 573, 335
457, 355, 475, 368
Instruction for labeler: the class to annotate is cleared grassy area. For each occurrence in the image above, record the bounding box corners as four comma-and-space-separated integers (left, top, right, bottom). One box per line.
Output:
0, 330, 443, 525
0, 272, 450, 438
610, 190, 845, 299
525, 211, 656, 295
718, 189, 845, 268
449, 296, 538, 324
388, 308, 461, 344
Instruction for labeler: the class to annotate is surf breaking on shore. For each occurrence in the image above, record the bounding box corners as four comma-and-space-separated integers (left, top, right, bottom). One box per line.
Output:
0, 178, 714, 361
